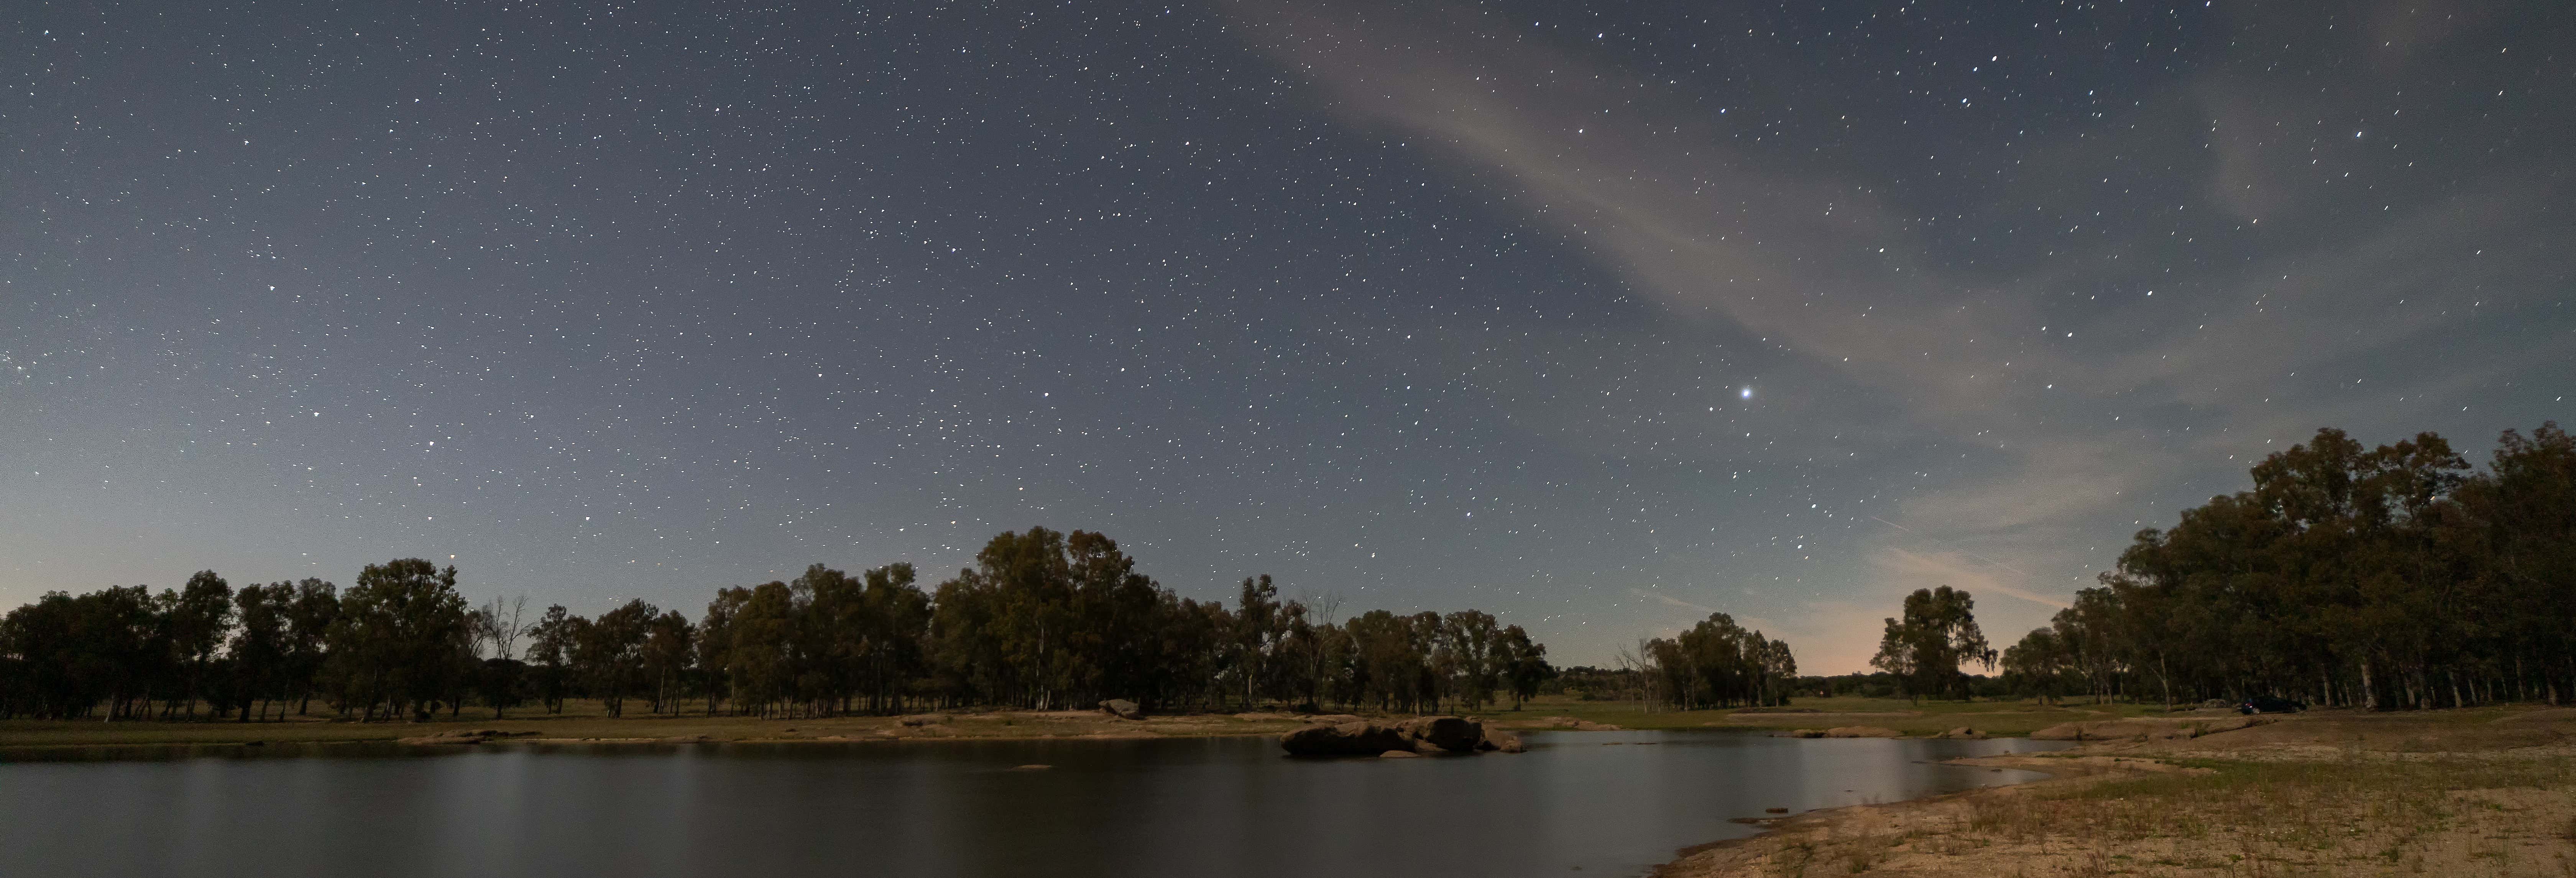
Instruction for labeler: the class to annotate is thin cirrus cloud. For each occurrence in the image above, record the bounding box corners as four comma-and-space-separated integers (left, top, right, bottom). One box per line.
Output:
1224, 0, 2575, 668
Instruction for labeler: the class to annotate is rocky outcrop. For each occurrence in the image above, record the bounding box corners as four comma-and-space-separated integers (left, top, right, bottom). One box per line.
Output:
1098, 699, 1144, 720
1397, 716, 1484, 752
1281, 715, 1519, 757
393, 729, 537, 746
1378, 749, 1421, 758
1281, 720, 1415, 756
1937, 727, 1987, 739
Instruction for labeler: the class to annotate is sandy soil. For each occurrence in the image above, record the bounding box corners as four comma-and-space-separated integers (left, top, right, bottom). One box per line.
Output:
1656, 705, 2576, 878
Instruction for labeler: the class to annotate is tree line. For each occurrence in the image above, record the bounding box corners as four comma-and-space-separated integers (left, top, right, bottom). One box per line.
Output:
1631, 612, 1799, 709
0, 527, 1555, 721
2001, 423, 2576, 710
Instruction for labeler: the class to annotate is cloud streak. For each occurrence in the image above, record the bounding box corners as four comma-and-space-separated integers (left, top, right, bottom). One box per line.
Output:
1227, 1, 2576, 669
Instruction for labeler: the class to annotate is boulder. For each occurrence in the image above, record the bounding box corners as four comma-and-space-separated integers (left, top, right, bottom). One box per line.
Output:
1938, 727, 1987, 740
1397, 716, 1485, 752
1379, 750, 1421, 758
1283, 715, 1518, 757
1281, 720, 1414, 756
1098, 699, 1144, 720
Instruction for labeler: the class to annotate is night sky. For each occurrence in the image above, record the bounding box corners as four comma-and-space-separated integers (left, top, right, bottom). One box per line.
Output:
6, 1, 2570, 672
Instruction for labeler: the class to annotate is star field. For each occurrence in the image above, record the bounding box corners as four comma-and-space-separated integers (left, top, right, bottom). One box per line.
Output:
5, 0, 2570, 671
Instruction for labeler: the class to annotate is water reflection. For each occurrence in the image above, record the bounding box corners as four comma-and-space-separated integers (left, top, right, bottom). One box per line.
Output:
0, 730, 2068, 878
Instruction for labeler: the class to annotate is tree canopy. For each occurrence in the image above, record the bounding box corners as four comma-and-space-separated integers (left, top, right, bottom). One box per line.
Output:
0, 527, 1557, 721
2001, 423, 2576, 709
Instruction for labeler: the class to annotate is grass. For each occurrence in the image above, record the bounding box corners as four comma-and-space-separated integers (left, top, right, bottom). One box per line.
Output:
1507, 694, 2180, 737
0, 700, 1322, 754
0, 693, 2270, 753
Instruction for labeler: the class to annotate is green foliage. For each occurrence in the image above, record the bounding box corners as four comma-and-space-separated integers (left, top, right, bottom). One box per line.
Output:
2003, 423, 2576, 709
1641, 612, 1798, 709
1871, 586, 1993, 701
0, 529, 1556, 722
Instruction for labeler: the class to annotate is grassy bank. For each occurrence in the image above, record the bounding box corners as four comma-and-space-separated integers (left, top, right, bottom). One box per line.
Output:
1497, 694, 2178, 737
0, 701, 1326, 753
0, 694, 2199, 753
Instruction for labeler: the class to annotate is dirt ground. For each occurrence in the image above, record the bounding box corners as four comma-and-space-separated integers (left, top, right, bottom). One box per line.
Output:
1656, 706, 2576, 878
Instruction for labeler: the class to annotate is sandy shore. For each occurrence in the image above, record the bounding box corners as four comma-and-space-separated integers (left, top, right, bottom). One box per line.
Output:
1656, 706, 2576, 877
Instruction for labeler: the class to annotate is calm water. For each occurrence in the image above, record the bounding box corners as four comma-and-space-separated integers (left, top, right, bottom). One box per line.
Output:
0, 730, 2066, 878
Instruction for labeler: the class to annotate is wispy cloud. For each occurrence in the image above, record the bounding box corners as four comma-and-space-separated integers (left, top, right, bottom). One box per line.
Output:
1225, 0, 2576, 670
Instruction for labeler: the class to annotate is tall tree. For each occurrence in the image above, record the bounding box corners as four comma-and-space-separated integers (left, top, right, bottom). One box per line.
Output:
1871, 586, 1994, 701
164, 571, 235, 718
326, 560, 470, 721
229, 583, 292, 721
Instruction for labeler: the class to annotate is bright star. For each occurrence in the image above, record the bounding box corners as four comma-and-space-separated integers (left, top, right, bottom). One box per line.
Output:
1740, 387, 1754, 399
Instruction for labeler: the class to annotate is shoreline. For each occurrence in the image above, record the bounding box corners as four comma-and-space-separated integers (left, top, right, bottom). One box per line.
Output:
1653, 706, 2576, 878
1651, 752, 2179, 876
0, 708, 1635, 758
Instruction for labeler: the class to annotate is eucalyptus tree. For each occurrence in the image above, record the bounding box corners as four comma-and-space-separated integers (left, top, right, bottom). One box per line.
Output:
282, 578, 339, 715
1871, 586, 1994, 701
164, 571, 235, 717
641, 609, 695, 714
1644, 612, 1797, 709
228, 583, 292, 721
524, 605, 577, 714
325, 560, 470, 721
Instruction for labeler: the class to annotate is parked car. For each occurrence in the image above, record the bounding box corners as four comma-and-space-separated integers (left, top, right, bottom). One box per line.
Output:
2238, 695, 2306, 715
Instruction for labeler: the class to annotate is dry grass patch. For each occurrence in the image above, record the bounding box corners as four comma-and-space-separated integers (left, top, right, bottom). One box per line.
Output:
1662, 753, 2576, 878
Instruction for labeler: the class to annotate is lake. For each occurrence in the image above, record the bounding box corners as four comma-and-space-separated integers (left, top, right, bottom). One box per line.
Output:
0, 730, 2067, 877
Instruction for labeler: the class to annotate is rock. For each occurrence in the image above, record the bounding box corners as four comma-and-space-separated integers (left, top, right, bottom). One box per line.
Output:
1939, 727, 1986, 739
1281, 720, 1414, 756
1098, 699, 1144, 720
1477, 727, 1526, 753
898, 714, 951, 727
1397, 716, 1485, 752
1378, 749, 1421, 758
